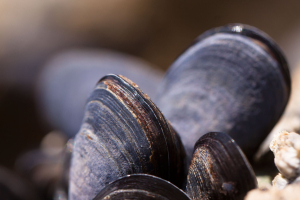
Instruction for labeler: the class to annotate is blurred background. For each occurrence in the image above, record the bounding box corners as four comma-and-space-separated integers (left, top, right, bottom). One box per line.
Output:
1, 0, 300, 198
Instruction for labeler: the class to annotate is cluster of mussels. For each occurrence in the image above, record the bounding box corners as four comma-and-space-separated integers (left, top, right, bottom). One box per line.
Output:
2, 23, 287, 200
64, 24, 290, 200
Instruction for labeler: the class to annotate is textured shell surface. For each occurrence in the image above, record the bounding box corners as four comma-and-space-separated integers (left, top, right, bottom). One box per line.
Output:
186, 132, 257, 200
156, 24, 290, 161
69, 74, 186, 200
93, 174, 191, 200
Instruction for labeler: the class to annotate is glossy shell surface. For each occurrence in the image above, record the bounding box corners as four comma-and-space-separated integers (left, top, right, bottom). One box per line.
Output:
69, 74, 186, 200
94, 174, 191, 200
186, 132, 257, 200
156, 24, 290, 161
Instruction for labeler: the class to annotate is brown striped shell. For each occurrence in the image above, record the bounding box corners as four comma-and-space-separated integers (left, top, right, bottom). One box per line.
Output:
186, 132, 257, 200
69, 74, 186, 200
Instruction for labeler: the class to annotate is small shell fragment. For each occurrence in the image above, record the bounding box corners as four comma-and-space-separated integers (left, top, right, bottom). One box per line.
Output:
272, 174, 289, 189
270, 131, 300, 179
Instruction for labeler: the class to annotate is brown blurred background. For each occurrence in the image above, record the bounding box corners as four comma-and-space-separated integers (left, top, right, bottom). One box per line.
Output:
1, 0, 300, 169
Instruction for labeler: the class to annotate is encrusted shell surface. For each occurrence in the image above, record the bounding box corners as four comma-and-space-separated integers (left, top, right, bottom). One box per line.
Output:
186, 132, 257, 200
156, 24, 290, 161
69, 74, 186, 200
94, 174, 191, 200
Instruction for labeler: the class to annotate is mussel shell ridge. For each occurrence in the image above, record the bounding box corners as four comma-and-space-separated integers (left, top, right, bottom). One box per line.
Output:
187, 132, 257, 200
69, 74, 186, 199
94, 174, 191, 200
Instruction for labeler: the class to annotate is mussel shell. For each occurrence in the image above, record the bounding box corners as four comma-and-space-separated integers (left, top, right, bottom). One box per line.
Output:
37, 49, 163, 138
186, 132, 257, 200
94, 174, 191, 200
196, 24, 290, 88
69, 74, 186, 199
156, 23, 290, 161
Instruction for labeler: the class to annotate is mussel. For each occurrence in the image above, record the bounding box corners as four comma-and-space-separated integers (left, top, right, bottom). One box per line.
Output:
186, 132, 257, 200
69, 74, 186, 200
37, 49, 163, 138
94, 174, 191, 200
156, 24, 290, 161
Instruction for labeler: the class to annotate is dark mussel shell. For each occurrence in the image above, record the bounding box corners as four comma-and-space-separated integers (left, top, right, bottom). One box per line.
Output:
69, 74, 186, 200
94, 174, 191, 200
186, 132, 257, 200
156, 23, 290, 161
37, 49, 163, 138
